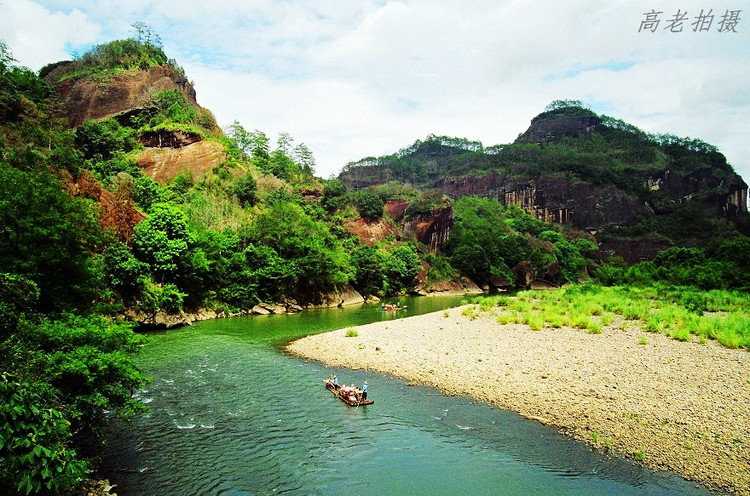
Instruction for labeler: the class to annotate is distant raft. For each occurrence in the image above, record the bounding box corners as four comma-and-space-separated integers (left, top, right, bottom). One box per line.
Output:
324, 379, 374, 406
381, 304, 406, 311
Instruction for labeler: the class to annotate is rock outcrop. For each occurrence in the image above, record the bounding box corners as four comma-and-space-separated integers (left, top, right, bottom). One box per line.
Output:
343, 217, 401, 246
314, 284, 365, 308
402, 202, 454, 253
136, 139, 227, 185
516, 115, 601, 144
45, 63, 227, 186
46, 64, 198, 127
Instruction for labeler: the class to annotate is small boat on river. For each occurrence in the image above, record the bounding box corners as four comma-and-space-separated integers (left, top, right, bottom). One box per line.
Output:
381, 303, 406, 311
324, 379, 374, 406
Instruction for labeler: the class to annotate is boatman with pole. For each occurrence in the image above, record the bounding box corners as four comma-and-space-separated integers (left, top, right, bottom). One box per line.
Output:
362, 381, 368, 401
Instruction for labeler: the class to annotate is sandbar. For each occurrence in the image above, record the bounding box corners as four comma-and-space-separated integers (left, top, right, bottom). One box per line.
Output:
286, 304, 750, 495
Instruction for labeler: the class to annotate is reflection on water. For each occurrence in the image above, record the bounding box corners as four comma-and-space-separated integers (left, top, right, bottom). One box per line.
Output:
100, 297, 713, 495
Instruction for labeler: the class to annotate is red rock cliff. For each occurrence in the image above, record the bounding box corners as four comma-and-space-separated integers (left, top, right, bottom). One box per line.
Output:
48, 64, 198, 127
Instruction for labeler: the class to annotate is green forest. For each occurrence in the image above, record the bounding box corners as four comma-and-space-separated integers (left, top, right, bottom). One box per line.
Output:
1, 34, 749, 495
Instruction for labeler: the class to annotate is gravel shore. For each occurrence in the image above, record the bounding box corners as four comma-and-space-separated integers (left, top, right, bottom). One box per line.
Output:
286, 304, 750, 495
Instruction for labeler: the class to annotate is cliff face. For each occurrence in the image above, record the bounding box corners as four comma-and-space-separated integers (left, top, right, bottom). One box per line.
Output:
401, 203, 454, 253
47, 64, 197, 127
439, 172, 644, 230
136, 140, 227, 185
342, 200, 454, 254
46, 63, 226, 185
516, 115, 601, 144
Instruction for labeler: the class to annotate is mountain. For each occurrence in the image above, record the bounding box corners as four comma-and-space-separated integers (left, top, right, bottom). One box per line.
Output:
339, 102, 748, 261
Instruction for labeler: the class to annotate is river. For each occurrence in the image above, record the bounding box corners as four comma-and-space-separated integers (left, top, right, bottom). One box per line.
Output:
100, 296, 713, 495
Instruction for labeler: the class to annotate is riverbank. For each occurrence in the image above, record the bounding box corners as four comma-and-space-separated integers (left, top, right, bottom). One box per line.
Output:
286, 304, 750, 495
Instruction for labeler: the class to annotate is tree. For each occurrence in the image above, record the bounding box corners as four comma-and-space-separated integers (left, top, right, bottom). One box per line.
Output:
247, 202, 351, 303
276, 132, 294, 156
352, 245, 384, 297
0, 376, 89, 495
131, 21, 162, 48
0, 314, 148, 496
544, 99, 588, 112
355, 189, 384, 220
230, 172, 258, 207
450, 243, 491, 285
293, 142, 315, 176
0, 163, 102, 312
0, 40, 15, 71
99, 242, 149, 302
226, 121, 253, 156
132, 202, 192, 282
250, 130, 270, 160
268, 149, 296, 180
446, 196, 527, 285
323, 178, 347, 212
133, 175, 163, 212
385, 245, 421, 292
75, 119, 137, 161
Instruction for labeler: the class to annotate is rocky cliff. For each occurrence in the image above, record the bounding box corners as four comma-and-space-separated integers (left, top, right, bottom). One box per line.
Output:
516, 114, 601, 144
339, 106, 749, 257
439, 172, 644, 231
45, 64, 198, 127
44, 63, 226, 185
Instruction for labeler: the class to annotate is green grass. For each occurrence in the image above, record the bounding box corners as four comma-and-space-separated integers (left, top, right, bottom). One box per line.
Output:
525, 313, 546, 331
345, 328, 358, 337
471, 285, 750, 349
461, 305, 478, 320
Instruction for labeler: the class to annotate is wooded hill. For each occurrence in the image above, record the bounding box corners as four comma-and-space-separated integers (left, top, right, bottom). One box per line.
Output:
340, 100, 748, 256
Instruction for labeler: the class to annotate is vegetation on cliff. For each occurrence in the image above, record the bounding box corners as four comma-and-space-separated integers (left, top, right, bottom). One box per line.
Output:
40, 22, 183, 82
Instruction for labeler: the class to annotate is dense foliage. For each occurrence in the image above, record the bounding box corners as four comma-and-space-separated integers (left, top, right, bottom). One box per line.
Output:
595, 240, 750, 291
1, 41, 151, 495
445, 197, 597, 286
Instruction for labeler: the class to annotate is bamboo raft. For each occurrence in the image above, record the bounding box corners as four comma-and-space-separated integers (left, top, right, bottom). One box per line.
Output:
381, 304, 406, 311
324, 379, 374, 406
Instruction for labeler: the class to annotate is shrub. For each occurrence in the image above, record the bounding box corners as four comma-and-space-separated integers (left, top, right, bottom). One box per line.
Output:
75, 119, 137, 161
0, 376, 89, 495
355, 189, 384, 220
230, 172, 258, 207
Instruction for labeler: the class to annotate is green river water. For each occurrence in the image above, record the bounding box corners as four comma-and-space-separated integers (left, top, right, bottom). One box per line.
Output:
100, 296, 714, 495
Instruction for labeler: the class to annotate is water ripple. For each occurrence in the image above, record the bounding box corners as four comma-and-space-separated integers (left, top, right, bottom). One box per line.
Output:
100, 309, 715, 496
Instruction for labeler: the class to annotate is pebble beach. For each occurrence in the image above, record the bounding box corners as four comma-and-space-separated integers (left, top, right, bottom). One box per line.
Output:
286, 305, 750, 495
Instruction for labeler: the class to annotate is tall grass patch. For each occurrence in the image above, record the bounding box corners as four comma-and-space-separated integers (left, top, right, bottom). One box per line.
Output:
472, 284, 749, 349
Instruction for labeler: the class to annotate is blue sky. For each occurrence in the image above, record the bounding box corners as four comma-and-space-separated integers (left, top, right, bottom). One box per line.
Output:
1, 0, 748, 185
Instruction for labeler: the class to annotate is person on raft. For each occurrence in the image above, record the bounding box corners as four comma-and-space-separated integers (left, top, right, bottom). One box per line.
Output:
362, 381, 368, 400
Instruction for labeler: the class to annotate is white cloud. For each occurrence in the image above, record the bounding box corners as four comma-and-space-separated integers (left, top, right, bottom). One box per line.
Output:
0, 0, 101, 68
3, 0, 749, 184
